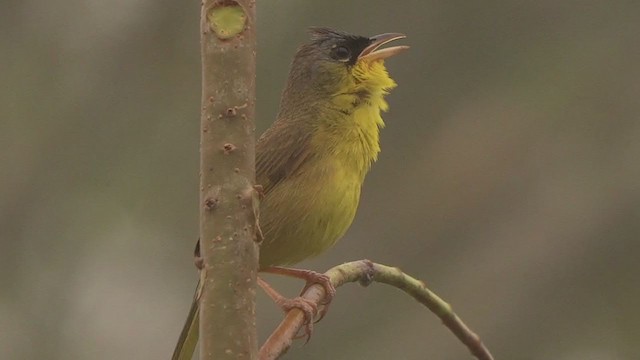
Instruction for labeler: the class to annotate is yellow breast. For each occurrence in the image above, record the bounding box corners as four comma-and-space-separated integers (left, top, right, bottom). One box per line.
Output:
258, 60, 397, 268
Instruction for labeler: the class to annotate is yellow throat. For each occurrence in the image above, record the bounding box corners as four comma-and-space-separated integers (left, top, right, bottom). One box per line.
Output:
318, 60, 397, 179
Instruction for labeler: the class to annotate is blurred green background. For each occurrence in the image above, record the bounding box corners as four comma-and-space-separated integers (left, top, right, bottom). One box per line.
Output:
2, 1, 639, 359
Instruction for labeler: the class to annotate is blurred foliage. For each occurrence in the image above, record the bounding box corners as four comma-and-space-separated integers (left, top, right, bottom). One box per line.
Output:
1, 1, 639, 359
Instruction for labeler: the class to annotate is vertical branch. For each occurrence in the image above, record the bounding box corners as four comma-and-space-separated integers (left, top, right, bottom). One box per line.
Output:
199, 1, 258, 359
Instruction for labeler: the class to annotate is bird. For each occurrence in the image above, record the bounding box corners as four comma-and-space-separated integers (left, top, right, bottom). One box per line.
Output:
172, 27, 407, 360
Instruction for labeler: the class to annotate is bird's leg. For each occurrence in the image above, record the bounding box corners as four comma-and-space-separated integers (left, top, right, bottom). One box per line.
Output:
261, 266, 336, 303
257, 277, 318, 342
261, 266, 336, 321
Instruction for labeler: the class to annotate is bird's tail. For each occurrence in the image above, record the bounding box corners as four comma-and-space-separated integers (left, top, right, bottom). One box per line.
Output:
172, 280, 201, 360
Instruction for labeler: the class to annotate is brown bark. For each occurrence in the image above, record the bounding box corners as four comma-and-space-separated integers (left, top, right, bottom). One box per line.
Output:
199, 1, 258, 359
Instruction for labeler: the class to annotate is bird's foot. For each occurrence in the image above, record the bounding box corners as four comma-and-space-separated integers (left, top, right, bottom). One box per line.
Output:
276, 296, 319, 342
296, 272, 335, 322
253, 184, 265, 199
258, 277, 319, 342
262, 267, 336, 307
193, 239, 203, 270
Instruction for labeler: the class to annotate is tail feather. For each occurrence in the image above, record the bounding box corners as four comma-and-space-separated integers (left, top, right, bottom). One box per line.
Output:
172, 280, 201, 360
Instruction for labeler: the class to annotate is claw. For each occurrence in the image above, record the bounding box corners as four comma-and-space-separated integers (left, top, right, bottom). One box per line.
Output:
299, 272, 336, 305
253, 184, 265, 199
277, 297, 318, 343
193, 239, 204, 270
315, 304, 330, 323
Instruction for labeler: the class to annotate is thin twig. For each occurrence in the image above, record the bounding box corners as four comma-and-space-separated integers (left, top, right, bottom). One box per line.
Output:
259, 260, 494, 360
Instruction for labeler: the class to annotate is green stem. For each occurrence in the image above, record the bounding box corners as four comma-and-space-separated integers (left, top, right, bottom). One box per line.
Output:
259, 260, 494, 360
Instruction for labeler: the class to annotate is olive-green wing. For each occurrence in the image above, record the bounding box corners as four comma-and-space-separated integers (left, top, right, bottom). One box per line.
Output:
256, 120, 313, 194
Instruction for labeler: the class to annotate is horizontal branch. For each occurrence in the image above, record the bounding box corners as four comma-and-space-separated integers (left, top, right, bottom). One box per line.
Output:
258, 260, 494, 360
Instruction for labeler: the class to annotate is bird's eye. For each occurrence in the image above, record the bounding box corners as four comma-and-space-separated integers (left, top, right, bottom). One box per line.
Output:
331, 46, 351, 62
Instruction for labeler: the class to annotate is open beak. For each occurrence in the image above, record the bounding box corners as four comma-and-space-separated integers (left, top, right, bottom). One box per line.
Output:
358, 33, 409, 62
